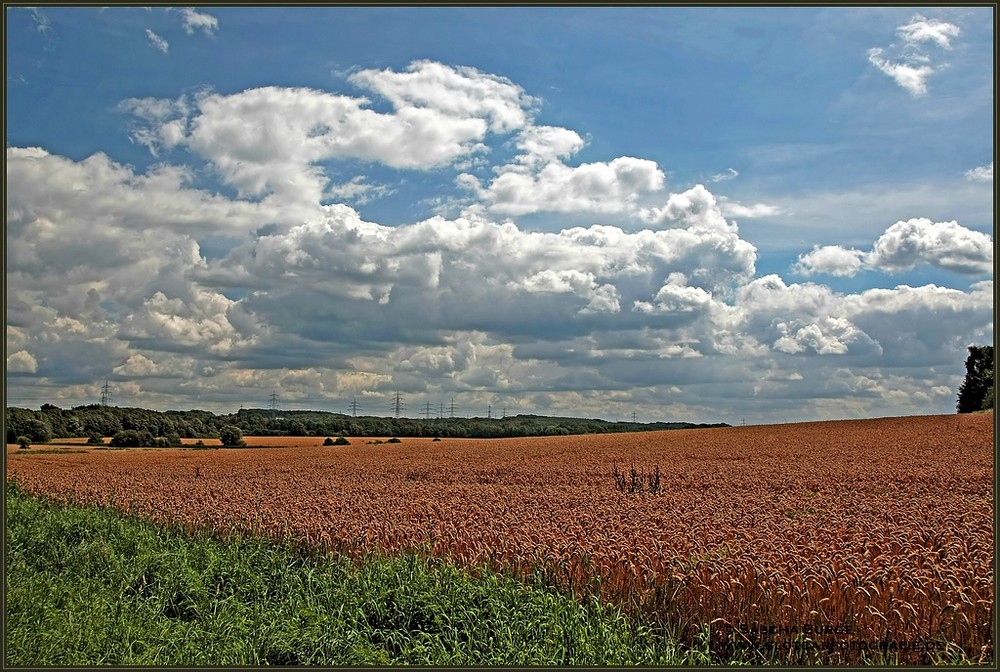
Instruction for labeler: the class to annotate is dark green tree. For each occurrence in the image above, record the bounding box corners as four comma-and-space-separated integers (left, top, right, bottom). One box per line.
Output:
219, 425, 246, 447
5, 408, 37, 443
25, 418, 52, 444
957, 345, 994, 413
982, 380, 995, 411
80, 407, 122, 438
109, 430, 155, 448
39, 404, 75, 438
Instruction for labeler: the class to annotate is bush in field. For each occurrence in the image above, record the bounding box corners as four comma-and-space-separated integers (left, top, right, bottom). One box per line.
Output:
86, 434, 105, 445
109, 430, 156, 448
387, 437, 401, 444
106, 431, 177, 449
16, 436, 31, 450
334, 436, 350, 445
219, 426, 246, 448
323, 437, 335, 446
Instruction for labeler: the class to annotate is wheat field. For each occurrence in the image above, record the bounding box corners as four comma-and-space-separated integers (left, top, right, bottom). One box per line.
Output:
7, 413, 993, 663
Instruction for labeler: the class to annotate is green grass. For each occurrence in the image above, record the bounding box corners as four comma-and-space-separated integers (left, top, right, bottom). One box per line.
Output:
5, 480, 696, 666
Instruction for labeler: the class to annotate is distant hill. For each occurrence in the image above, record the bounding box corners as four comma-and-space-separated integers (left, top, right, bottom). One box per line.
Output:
5, 404, 728, 443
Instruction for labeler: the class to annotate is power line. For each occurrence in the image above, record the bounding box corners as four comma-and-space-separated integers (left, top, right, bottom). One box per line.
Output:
423, 401, 433, 419
391, 391, 404, 418
348, 397, 361, 417
100, 379, 113, 406
449, 398, 456, 418
268, 390, 279, 414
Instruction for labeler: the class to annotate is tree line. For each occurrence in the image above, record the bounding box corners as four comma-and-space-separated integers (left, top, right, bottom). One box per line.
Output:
5, 404, 728, 445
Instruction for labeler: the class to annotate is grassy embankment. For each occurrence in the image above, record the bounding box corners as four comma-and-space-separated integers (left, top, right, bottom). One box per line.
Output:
5, 480, 700, 666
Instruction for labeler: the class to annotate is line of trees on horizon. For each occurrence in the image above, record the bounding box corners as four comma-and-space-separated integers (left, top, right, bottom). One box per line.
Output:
4, 404, 727, 445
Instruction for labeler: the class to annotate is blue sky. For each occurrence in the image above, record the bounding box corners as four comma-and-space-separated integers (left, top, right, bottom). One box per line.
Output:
6, 6, 994, 423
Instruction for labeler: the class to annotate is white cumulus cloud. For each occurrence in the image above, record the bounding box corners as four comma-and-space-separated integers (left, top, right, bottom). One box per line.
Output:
467, 156, 666, 216
710, 168, 739, 182
793, 245, 866, 277
7, 350, 38, 374
179, 8, 218, 35
145, 29, 169, 53
324, 176, 394, 205
867, 14, 961, 96
514, 125, 587, 167
793, 218, 992, 277
718, 198, 784, 219
867, 48, 933, 96
348, 59, 535, 134
897, 14, 961, 49
964, 162, 993, 183
120, 62, 541, 207
867, 218, 994, 275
